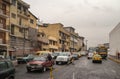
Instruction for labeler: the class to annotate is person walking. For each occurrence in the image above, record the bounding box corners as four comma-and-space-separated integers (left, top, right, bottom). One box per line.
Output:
70, 52, 75, 65
47, 53, 52, 61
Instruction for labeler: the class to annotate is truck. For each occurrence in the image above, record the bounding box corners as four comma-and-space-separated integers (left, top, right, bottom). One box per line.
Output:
96, 46, 108, 59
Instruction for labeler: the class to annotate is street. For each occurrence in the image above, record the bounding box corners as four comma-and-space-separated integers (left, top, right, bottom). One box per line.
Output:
15, 56, 120, 79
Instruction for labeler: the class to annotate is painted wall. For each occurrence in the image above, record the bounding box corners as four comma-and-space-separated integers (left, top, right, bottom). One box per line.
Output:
109, 23, 120, 56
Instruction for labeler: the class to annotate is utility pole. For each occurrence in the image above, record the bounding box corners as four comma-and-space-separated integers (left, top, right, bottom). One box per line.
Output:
73, 35, 74, 52
23, 28, 25, 56
86, 40, 88, 51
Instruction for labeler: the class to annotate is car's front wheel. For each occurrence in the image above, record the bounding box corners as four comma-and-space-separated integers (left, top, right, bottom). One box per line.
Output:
27, 68, 31, 72
42, 67, 46, 72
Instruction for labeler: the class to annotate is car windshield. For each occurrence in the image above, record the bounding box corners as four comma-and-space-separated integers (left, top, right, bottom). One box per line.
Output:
59, 53, 69, 56
33, 57, 46, 61
72, 54, 78, 56
52, 53, 59, 56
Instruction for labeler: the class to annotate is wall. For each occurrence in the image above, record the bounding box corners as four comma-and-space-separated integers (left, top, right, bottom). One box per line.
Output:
109, 23, 120, 56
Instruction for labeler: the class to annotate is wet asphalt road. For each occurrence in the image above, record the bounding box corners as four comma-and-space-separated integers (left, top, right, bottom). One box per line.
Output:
15, 56, 120, 79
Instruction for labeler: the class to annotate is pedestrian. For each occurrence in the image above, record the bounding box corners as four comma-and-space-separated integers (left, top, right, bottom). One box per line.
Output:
47, 53, 52, 61
70, 52, 75, 65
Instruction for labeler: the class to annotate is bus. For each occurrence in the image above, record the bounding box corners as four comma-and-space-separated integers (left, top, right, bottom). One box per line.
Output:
96, 46, 108, 59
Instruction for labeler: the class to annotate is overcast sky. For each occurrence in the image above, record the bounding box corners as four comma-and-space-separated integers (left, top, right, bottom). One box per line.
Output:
24, 0, 120, 47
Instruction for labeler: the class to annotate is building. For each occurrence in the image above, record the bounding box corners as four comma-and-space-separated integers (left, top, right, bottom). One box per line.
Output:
27, 11, 38, 53
37, 28, 49, 51
64, 27, 84, 52
38, 23, 70, 52
9, 0, 38, 56
0, 0, 11, 58
109, 23, 120, 56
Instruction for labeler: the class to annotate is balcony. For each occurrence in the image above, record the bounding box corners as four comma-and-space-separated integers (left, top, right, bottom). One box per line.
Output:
0, 23, 8, 32
0, 38, 7, 46
17, 10, 29, 19
0, 23, 3, 28
0, 9, 9, 18
38, 37, 49, 44
0, 39, 3, 44
49, 45, 58, 49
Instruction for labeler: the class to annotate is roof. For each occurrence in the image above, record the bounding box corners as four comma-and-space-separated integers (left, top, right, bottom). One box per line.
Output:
28, 11, 38, 19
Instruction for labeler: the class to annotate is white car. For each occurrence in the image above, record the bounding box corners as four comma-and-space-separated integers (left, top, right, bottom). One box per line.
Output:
87, 53, 93, 59
56, 52, 72, 65
80, 51, 87, 56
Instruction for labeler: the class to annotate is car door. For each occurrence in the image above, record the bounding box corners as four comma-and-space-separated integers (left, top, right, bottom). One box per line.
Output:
0, 61, 9, 79
7, 61, 15, 78
45, 59, 52, 67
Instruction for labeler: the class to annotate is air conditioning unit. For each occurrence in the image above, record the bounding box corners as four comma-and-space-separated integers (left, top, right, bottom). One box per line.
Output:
0, 39, 3, 44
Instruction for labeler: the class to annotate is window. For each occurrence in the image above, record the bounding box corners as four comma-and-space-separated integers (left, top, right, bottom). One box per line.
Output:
30, 19, 34, 24
53, 41, 55, 45
17, 3, 21, 10
19, 18, 22, 25
49, 40, 52, 45
7, 61, 13, 68
12, 0, 16, 6
59, 39, 61, 44
11, 13, 16, 19
19, 28, 24, 33
11, 24, 15, 35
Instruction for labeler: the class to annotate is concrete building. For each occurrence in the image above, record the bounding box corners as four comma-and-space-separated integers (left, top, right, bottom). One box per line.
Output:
109, 23, 120, 56
64, 27, 84, 52
27, 11, 38, 53
37, 28, 49, 51
9, 0, 38, 56
0, 0, 11, 58
38, 23, 70, 52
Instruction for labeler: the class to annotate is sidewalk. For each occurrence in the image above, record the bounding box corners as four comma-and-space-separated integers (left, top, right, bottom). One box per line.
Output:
108, 55, 120, 63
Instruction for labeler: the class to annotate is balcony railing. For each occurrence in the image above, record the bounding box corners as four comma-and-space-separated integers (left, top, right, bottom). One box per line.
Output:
38, 37, 49, 44
0, 39, 3, 44
0, 8, 9, 18
0, 23, 3, 28
0, 38, 7, 45
17, 10, 29, 19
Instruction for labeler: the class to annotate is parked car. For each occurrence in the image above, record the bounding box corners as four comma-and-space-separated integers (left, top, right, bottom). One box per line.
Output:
36, 51, 52, 57
80, 51, 87, 56
92, 54, 102, 63
87, 53, 93, 59
72, 54, 79, 60
26, 56, 54, 72
17, 54, 34, 64
0, 59, 15, 79
56, 52, 72, 65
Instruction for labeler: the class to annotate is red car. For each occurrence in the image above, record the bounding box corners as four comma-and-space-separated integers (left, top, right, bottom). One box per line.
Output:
26, 56, 54, 72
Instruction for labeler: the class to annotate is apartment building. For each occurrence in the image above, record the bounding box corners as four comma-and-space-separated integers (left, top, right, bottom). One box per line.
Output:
39, 23, 70, 52
9, 0, 37, 56
0, 0, 11, 58
27, 11, 38, 53
64, 27, 84, 52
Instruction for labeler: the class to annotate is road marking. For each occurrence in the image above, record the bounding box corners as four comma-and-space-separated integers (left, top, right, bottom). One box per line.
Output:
73, 72, 75, 79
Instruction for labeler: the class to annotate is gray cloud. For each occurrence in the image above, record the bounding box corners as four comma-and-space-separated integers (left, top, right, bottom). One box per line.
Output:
24, 0, 120, 47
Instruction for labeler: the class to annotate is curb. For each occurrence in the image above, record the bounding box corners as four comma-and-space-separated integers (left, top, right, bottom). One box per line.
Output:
108, 57, 120, 63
